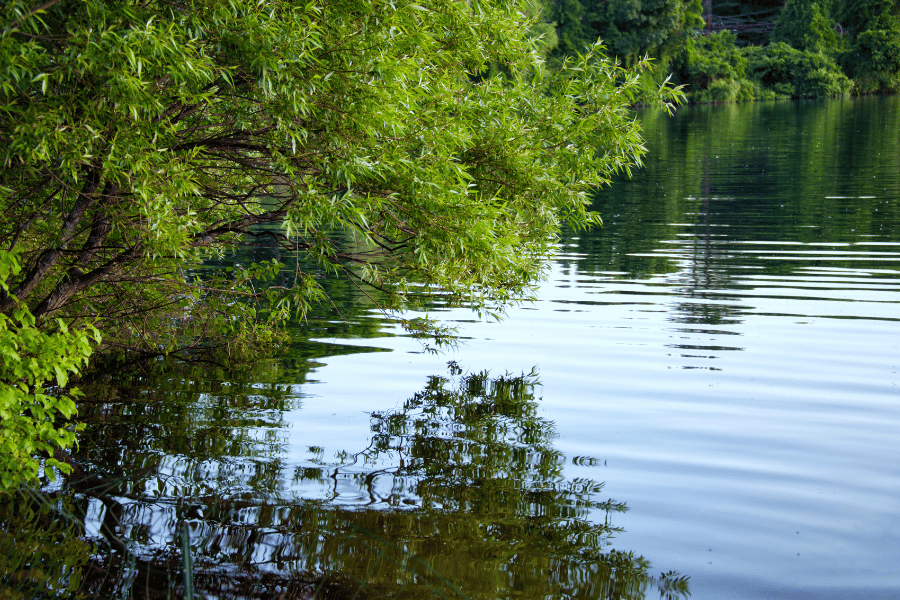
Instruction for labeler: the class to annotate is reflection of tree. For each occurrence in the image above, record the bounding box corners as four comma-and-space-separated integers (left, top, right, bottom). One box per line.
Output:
561, 96, 900, 345
199, 232, 396, 366
75, 361, 300, 498
0, 491, 94, 599
11, 368, 689, 599
571, 97, 900, 282
318, 369, 690, 600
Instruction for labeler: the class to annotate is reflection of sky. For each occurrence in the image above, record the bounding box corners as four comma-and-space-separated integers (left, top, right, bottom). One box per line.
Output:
291, 222, 900, 597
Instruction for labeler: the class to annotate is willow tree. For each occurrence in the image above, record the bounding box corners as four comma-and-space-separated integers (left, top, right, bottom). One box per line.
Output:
0, 0, 680, 489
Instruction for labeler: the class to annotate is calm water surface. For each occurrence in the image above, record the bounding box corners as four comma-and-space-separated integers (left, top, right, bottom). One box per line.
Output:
18, 96, 900, 599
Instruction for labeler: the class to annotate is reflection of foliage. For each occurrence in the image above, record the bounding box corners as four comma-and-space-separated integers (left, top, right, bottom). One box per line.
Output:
366, 370, 624, 549
292, 369, 690, 600
582, 96, 900, 284
17, 367, 689, 599
75, 359, 304, 498
0, 490, 94, 599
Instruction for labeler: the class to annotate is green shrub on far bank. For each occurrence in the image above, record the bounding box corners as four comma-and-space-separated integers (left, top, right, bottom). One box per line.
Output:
534, 0, 899, 101
669, 31, 755, 103
838, 0, 900, 92
845, 27, 900, 91
665, 32, 852, 103
773, 0, 844, 54
743, 43, 853, 98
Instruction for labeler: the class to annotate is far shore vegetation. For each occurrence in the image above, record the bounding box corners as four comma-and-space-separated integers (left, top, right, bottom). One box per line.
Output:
534, 0, 900, 103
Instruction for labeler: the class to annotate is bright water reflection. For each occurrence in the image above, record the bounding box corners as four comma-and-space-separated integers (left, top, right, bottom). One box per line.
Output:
9, 96, 900, 600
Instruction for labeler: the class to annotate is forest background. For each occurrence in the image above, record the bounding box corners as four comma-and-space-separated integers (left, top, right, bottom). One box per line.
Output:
533, 0, 900, 102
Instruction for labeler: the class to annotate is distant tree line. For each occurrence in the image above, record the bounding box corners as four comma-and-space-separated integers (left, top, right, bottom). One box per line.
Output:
532, 0, 900, 101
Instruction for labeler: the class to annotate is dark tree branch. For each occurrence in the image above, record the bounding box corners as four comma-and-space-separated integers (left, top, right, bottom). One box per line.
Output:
0, 164, 101, 313
189, 206, 293, 248
31, 243, 142, 319
4, 0, 63, 33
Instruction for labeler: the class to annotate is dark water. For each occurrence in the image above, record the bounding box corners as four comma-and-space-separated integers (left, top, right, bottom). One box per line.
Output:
6, 96, 900, 599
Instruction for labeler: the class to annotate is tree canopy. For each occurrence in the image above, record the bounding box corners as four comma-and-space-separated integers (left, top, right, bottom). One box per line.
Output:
0, 0, 679, 489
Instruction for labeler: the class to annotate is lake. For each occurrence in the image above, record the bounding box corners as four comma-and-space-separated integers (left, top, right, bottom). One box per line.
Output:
7, 95, 900, 600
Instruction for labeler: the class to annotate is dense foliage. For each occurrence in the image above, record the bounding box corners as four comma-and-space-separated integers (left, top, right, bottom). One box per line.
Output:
539, 0, 900, 99
547, 0, 704, 65
0, 252, 96, 489
669, 31, 754, 103
773, 0, 843, 53
839, 0, 900, 91
0, 0, 680, 489
744, 42, 852, 98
